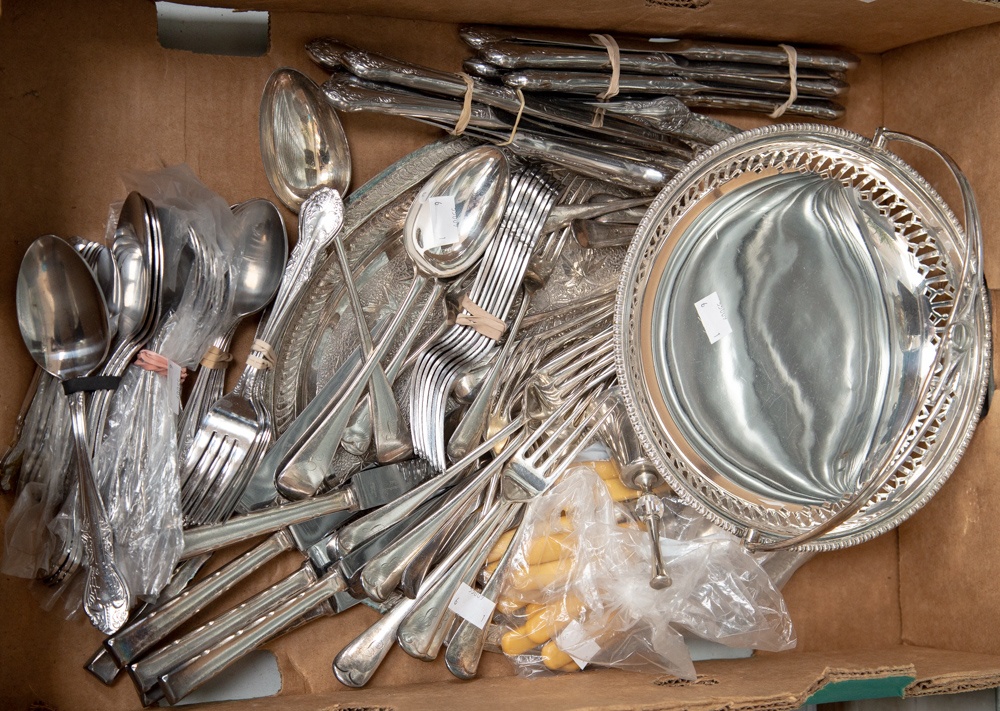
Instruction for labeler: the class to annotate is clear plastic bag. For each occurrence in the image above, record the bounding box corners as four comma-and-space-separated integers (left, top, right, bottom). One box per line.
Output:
496, 463, 796, 679
1, 373, 75, 580
91, 164, 236, 600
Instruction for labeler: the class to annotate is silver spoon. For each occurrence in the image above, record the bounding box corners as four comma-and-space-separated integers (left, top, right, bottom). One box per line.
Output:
260, 67, 351, 212
16, 235, 130, 633
261, 67, 410, 463
274, 145, 510, 500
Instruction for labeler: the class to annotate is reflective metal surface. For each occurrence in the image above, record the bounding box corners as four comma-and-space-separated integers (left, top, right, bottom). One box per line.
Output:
17, 236, 111, 381
259, 67, 351, 212
652, 171, 928, 506
403, 145, 510, 278
616, 124, 989, 550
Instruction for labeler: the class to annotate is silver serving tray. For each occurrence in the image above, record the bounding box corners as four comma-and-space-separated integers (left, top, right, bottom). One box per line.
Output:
615, 124, 989, 551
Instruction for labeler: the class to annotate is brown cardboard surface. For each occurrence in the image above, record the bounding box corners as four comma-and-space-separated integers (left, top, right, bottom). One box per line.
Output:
177, 0, 1000, 56
881, 21, 1000, 657
188, 647, 1000, 711
0, 0, 997, 709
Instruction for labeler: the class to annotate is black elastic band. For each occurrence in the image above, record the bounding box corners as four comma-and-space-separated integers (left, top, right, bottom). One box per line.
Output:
62, 376, 123, 395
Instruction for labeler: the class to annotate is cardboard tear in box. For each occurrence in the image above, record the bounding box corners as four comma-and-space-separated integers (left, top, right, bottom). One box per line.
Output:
4, 1, 1000, 709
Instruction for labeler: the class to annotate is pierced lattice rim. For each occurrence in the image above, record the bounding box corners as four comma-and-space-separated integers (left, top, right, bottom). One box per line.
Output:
614, 123, 990, 551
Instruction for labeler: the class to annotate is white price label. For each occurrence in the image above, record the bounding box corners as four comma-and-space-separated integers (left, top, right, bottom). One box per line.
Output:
167, 360, 182, 415
447, 582, 496, 630
555, 620, 601, 670
425, 195, 462, 248
694, 291, 732, 344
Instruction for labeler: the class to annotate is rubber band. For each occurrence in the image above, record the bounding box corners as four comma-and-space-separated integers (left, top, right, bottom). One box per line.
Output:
135, 350, 188, 382
589, 34, 621, 101
450, 72, 476, 136
496, 88, 526, 146
246, 338, 278, 371
769, 44, 799, 119
456, 294, 507, 341
199, 345, 232, 370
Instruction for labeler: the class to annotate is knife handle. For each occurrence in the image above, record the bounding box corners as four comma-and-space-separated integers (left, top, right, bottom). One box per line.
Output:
509, 133, 669, 194
335, 417, 522, 555
182, 490, 355, 559
571, 219, 635, 250
159, 570, 345, 705
85, 553, 211, 684
359, 446, 516, 602
128, 565, 317, 693
105, 531, 294, 667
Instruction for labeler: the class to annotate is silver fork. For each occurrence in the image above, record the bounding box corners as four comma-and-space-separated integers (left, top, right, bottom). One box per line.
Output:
180, 190, 345, 524
332, 386, 618, 685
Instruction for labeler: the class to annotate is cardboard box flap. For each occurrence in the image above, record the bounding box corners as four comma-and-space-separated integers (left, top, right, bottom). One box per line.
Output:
171, 0, 1000, 55
180, 647, 1000, 710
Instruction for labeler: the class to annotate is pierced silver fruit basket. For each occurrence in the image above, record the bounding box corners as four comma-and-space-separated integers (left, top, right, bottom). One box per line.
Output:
615, 124, 990, 551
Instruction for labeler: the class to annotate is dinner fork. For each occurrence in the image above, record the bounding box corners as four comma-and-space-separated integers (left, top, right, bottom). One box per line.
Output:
180, 189, 345, 524
331, 386, 617, 687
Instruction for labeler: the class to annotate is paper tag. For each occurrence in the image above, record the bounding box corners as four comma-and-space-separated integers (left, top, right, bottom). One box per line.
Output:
167, 360, 182, 415
694, 291, 732, 344
555, 620, 601, 670
425, 195, 462, 249
447, 582, 496, 630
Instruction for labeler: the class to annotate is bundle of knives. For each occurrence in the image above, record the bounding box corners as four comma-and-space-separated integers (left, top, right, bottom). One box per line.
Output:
458, 25, 857, 121
309, 37, 736, 196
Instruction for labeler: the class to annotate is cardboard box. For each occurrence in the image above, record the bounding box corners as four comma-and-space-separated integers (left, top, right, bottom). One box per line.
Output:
4, 0, 1000, 708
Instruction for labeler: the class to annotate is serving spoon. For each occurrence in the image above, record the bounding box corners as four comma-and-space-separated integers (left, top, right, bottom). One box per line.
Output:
261, 67, 413, 464
16, 235, 131, 633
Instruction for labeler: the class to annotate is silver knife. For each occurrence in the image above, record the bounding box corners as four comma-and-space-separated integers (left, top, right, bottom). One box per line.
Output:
477, 40, 842, 80
181, 459, 433, 559
149, 494, 441, 704
126, 497, 439, 698
458, 25, 860, 72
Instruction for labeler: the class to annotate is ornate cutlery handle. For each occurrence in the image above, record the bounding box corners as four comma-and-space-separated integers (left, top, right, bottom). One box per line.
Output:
105, 531, 293, 666
181, 490, 355, 559
128, 566, 316, 693
159, 569, 346, 704
70, 390, 131, 635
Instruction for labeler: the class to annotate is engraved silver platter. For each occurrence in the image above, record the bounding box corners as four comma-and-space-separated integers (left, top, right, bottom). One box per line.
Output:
615, 124, 989, 551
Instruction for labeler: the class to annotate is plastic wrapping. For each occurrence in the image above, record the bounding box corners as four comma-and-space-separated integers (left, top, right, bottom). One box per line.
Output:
496, 463, 796, 679
1, 373, 75, 579
91, 164, 236, 599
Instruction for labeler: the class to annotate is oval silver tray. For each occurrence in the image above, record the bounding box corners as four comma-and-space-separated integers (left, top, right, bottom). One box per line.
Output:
615, 124, 989, 551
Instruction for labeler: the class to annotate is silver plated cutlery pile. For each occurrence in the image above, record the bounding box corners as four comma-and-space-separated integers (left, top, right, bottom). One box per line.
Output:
5, 26, 933, 707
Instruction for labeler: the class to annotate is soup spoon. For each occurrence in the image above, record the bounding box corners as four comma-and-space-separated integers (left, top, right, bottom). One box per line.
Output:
16, 235, 131, 634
